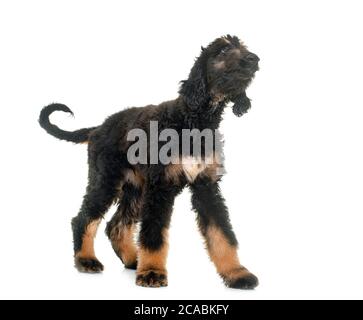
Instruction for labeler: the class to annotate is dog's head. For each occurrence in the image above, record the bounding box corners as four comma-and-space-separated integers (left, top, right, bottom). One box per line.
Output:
179, 35, 259, 116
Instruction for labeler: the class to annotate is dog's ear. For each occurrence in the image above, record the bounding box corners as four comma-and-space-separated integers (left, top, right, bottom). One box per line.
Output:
232, 94, 251, 117
179, 57, 209, 108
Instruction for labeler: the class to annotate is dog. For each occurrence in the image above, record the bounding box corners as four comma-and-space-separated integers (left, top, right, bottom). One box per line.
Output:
39, 35, 260, 289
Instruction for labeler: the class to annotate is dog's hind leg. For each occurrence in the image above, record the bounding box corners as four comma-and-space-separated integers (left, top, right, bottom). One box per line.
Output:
71, 151, 123, 273
105, 170, 144, 269
190, 175, 259, 289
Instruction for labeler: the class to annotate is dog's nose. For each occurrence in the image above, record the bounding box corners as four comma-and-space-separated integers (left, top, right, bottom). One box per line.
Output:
245, 52, 260, 64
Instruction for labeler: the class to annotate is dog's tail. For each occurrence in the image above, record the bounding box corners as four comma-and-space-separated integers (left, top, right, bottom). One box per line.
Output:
39, 103, 97, 143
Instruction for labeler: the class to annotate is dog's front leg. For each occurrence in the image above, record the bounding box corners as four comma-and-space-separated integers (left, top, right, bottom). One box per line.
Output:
136, 169, 182, 288
190, 175, 258, 289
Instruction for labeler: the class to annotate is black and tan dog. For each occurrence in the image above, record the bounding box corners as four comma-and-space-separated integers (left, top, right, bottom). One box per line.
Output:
39, 35, 260, 289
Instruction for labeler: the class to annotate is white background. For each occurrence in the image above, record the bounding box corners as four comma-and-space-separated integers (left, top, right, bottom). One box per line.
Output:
0, 0, 362, 300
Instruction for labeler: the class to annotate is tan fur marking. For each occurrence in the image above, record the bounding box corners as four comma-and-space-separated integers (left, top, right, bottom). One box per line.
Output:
182, 156, 220, 183
113, 224, 137, 265
224, 267, 251, 280
205, 226, 242, 276
222, 37, 231, 44
202, 161, 223, 182
124, 169, 144, 187
165, 163, 184, 183
182, 156, 207, 182
137, 230, 169, 273
230, 48, 242, 57
211, 91, 226, 104
214, 60, 226, 69
166, 156, 222, 183
75, 219, 101, 259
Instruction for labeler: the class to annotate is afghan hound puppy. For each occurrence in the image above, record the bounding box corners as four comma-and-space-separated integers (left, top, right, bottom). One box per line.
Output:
39, 35, 260, 289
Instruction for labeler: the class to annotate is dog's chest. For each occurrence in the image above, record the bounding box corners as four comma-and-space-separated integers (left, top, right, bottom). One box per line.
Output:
181, 156, 210, 182
166, 155, 221, 183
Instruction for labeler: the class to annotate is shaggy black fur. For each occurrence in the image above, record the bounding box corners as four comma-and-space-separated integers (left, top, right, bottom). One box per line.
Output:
39, 35, 260, 289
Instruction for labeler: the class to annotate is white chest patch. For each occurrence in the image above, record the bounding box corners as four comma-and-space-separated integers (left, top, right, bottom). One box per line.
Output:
181, 156, 214, 182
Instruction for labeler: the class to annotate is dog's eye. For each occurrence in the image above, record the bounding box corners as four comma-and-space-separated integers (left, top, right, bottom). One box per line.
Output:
220, 48, 229, 55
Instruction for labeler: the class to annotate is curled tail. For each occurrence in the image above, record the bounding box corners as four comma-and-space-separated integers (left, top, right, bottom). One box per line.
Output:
39, 103, 97, 143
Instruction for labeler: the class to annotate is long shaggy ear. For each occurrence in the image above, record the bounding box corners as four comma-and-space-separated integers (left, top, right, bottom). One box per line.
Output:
232, 94, 251, 117
179, 58, 209, 108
